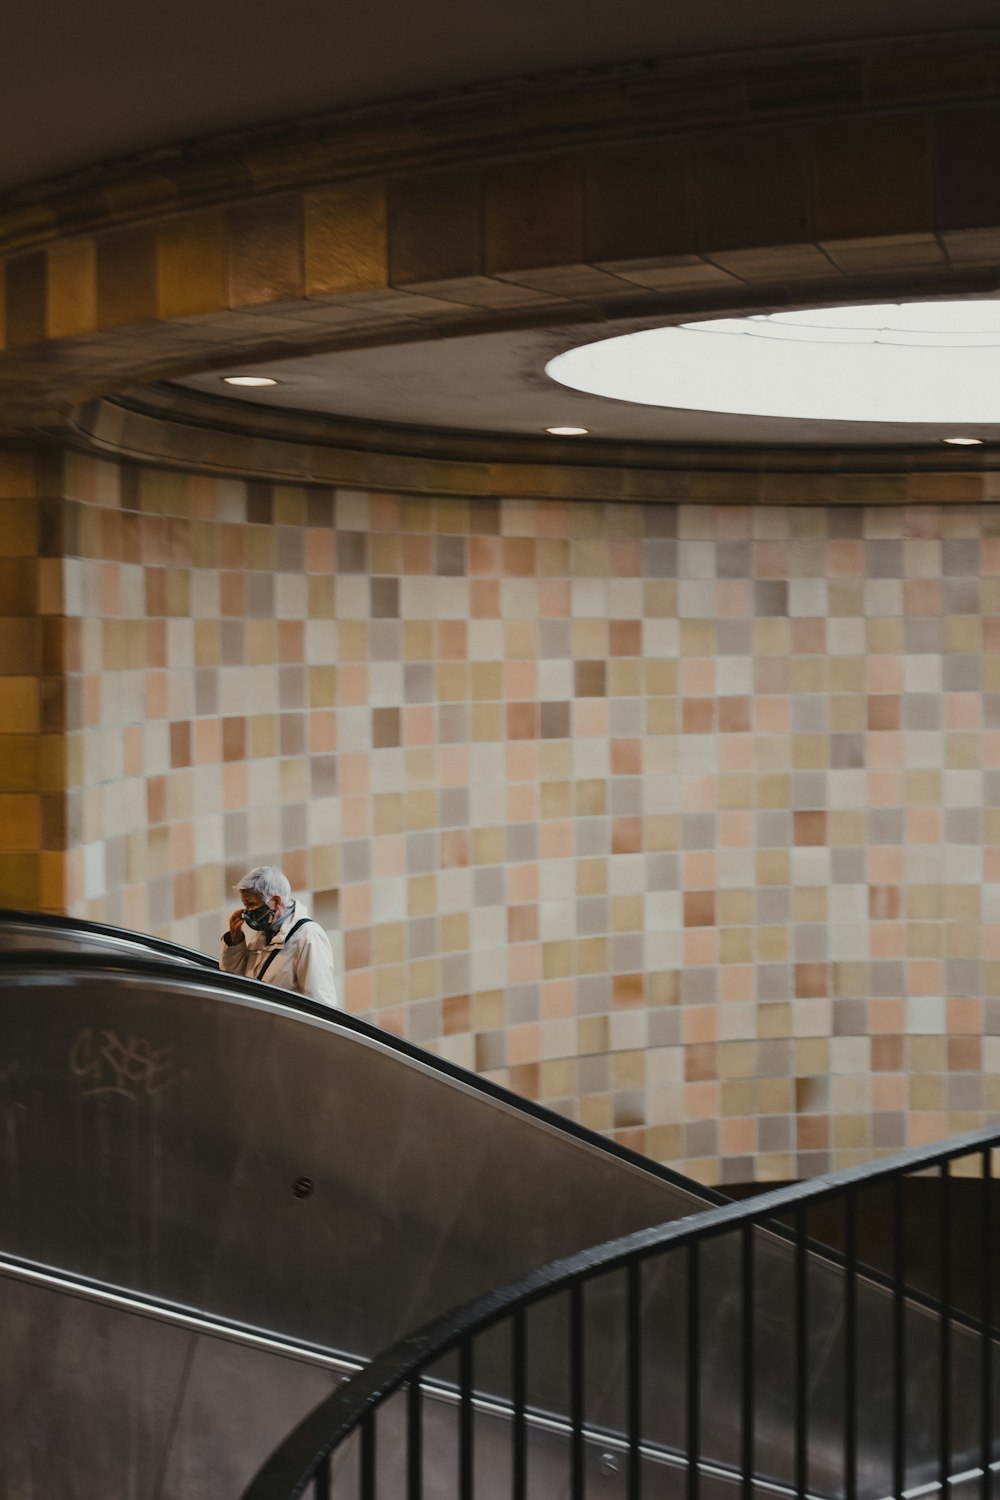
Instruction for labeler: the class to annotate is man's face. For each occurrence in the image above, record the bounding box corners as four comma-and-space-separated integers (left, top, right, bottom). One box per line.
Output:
240, 891, 282, 929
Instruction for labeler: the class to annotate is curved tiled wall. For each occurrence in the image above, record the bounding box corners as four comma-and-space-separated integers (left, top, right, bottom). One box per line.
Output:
4, 447, 1000, 1184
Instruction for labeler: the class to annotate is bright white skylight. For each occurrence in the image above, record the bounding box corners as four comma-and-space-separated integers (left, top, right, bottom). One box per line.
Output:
545, 302, 1000, 425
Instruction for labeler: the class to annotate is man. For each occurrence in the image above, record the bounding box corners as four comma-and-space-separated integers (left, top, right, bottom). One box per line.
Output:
220, 865, 338, 1008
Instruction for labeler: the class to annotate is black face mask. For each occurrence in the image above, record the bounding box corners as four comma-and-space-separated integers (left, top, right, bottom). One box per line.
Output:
242, 905, 274, 932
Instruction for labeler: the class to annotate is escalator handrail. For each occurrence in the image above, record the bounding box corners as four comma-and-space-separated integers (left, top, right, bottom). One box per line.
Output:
240, 1119, 1000, 1500
0, 906, 219, 968
0, 945, 729, 1208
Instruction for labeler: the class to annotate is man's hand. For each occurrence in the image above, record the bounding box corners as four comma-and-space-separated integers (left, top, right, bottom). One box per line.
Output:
227, 907, 246, 942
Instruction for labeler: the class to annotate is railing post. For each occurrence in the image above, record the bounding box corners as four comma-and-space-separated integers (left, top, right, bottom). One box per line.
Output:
892, 1172, 906, 1500
627, 1260, 642, 1500
742, 1222, 755, 1500
512, 1307, 527, 1500
981, 1147, 993, 1500
687, 1241, 700, 1500
794, 1203, 808, 1500
844, 1185, 857, 1500
459, 1338, 474, 1500
940, 1160, 952, 1500
570, 1282, 585, 1500
407, 1378, 422, 1500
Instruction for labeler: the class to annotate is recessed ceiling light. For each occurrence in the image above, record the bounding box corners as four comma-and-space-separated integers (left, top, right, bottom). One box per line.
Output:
545, 425, 589, 436
547, 302, 1000, 425
222, 375, 279, 387
942, 436, 984, 446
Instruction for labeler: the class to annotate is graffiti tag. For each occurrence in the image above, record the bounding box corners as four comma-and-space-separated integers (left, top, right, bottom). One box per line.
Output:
69, 1028, 180, 1103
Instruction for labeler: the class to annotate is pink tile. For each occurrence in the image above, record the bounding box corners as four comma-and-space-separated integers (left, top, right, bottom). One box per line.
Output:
535, 502, 572, 538
720, 1118, 756, 1154
193, 719, 222, 763
439, 746, 470, 785
870, 923, 905, 958
404, 706, 435, 744
470, 578, 500, 617
341, 885, 372, 927
713, 506, 750, 539
369, 494, 401, 532
685, 775, 717, 811
438, 621, 467, 658
720, 965, 754, 1001
538, 580, 571, 615
870, 998, 905, 1033
308, 711, 338, 753
338, 665, 369, 706
868, 847, 903, 882
540, 821, 574, 858
505, 661, 537, 699
827, 540, 864, 575
342, 797, 369, 838
506, 742, 539, 780
944, 693, 980, 729
470, 536, 502, 575
683, 851, 716, 888
440, 830, 470, 868
906, 808, 941, 842
679, 659, 715, 695
682, 1007, 717, 1043
903, 578, 940, 614
146, 672, 167, 719
339, 754, 370, 795
683, 928, 718, 965
573, 700, 608, 736
754, 657, 788, 692
508, 1024, 541, 1064
719, 811, 753, 846
373, 836, 406, 876
719, 737, 754, 771
867, 656, 901, 692
611, 541, 642, 576
868, 772, 903, 806
684, 1081, 721, 1119
542, 980, 576, 1017
948, 997, 982, 1033
867, 734, 902, 768
304, 531, 336, 573
910, 1112, 949, 1147
907, 959, 944, 996
716, 580, 753, 616
872, 1076, 907, 1113
754, 696, 789, 732
507, 864, 539, 901
222, 763, 249, 809
343, 972, 373, 1013
507, 784, 538, 821
754, 541, 790, 578
508, 944, 541, 982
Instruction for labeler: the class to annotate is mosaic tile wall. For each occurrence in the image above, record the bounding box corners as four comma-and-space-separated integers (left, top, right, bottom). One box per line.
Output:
24, 448, 1000, 1184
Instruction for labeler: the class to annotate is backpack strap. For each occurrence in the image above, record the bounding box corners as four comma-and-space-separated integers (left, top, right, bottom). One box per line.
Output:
256, 917, 312, 981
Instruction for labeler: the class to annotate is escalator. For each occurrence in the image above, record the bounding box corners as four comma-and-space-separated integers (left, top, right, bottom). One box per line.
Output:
0, 911, 725, 1498
3, 912, 996, 1500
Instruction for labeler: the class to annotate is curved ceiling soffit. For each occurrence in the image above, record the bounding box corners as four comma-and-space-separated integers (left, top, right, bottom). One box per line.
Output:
2, 30, 1000, 437
64, 386, 1000, 506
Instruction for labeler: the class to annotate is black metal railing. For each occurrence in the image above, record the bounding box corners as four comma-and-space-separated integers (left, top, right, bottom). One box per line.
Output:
242, 1124, 1000, 1500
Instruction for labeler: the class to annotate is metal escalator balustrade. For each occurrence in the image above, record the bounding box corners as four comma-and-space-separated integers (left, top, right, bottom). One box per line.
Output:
0, 905, 218, 967
242, 1123, 1000, 1500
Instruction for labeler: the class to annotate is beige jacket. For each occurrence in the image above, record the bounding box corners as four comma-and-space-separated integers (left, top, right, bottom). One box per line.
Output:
220, 902, 338, 1008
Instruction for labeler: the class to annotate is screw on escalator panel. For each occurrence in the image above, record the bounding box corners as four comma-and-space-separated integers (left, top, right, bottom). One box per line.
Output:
292, 1176, 315, 1198
598, 1453, 620, 1475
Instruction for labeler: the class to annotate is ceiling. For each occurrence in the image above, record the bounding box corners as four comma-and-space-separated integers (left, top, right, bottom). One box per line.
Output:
177, 313, 1000, 451
12, 0, 1000, 452
3, 0, 1000, 196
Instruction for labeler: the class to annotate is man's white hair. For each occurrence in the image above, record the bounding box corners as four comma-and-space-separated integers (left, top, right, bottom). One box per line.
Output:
235, 866, 292, 904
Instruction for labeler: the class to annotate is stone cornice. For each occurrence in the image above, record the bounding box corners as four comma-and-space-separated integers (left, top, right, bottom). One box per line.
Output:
61, 386, 1000, 505
2, 29, 1000, 256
